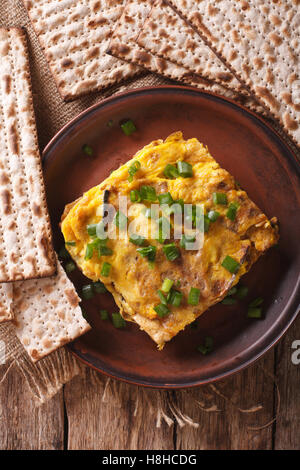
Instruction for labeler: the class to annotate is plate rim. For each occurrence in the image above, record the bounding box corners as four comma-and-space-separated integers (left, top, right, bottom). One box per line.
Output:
42, 85, 300, 389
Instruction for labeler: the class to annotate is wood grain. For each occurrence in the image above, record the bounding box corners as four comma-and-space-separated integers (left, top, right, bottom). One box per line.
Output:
64, 367, 175, 450
274, 316, 300, 450
175, 350, 275, 450
0, 364, 64, 449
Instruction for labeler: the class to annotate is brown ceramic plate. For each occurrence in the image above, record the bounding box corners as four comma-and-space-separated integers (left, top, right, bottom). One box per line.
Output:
43, 86, 300, 388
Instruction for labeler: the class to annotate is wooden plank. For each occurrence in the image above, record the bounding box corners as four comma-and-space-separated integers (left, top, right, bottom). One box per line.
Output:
175, 350, 275, 450
274, 316, 300, 450
0, 365, 64, 450
64, 367, 175, 450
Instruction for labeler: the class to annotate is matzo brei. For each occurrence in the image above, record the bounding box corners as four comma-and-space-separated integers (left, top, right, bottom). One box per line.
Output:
22, 0, 140, 101
13, 258, 91, 362
0, 27, 56, 282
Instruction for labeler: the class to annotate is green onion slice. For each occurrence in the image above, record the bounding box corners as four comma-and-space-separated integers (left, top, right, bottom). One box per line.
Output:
112, 312, 126, 328
180, 234, 196, 249
154, 303, 170, 318
157, 290, 168, 305
221, 256, 240, 274
128, 160, 141, 182
121, 120, 136, 136
227, 286, 238, 297
248, 297, 264, 308
93, 281, 107, 294
247, 307, 263, 319
101, 262, 111, 277
114, 211, 128, 230
59, 246, 70, 259
226, 202, 239, 221
137, 245, 156, 262
158, 192, 174, 205
235, 285, 249, 300
207, 210, 220, 222
65, 261, 76, 273
221, 297, 237, 305
188, 287, 200, 306
129, 233, 145, 246
163, 243, 180, 261
87, 224, 98, 237
140, 185, 157, 202
100, 309, 109, 320
213, 192, 228, 205
130, 189, 141, 202
82, 284, 94, 300
168, 290, 183, 307
177, 161, 193, 178
164, 164, 179, 179
82, 144, 93, 156
161, 278, 174, 293
65, 241, 76, 246
197, 336, 214, 355
84, 243, 94, 260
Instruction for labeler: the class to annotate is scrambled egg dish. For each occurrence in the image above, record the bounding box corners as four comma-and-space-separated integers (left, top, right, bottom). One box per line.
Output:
61, 132, 279, 349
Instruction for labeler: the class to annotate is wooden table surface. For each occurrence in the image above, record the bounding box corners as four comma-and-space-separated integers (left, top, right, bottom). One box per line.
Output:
0, 315, 299, 450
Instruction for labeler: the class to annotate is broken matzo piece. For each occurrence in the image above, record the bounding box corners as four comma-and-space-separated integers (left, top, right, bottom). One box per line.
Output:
0, 27, 56, 282
168, 0, 300, 145
22, 0, 140, 101
13, 258, 91, 362
0, 283, 13, 322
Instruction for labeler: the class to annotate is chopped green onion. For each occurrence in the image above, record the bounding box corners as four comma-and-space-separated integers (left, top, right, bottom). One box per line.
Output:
226, 202, 239, 221
59, 246, 70, 259
248, 297, 264, 308
164, 164, 179, 179
158, 192, 174, 205
180, 234, 196, 249
140, 185, 157, 202
154, 303, 170, 318
161, 278, 174, 293
207, 210, 220, 222
93, 281, 107, 294
100, 309, 109, 320
128, 160, 141, 181
157, 290, 167, 305
227, 286, 238, 297
168, 290, 183, 307
98, 245, 113, 256
82, 284, 94, 300
101, 262, 111, 277
213, 192, 228, 205
202, 215, 211, 233
247, 307, 263, 319
130, 189, 141, 202
112, 312, 126, 328
188, 287, 201, 306
197, 336, 214, 355
235, 285, 249, 300
163, 243, 180, 261
137, 245, 156, 262
121, 119, 136, 136
82, 144, 93, 156
65, 261, 76, 273
129, 234, 145, 246
85, 243, 94, 260
221, 297, 237, 305
221, 256, 240, 274
95, 222, 107, 240
177, 161, 193, 178
87, 224, 98, 237
114, 210, 128, 230
65, 241, 76, 246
